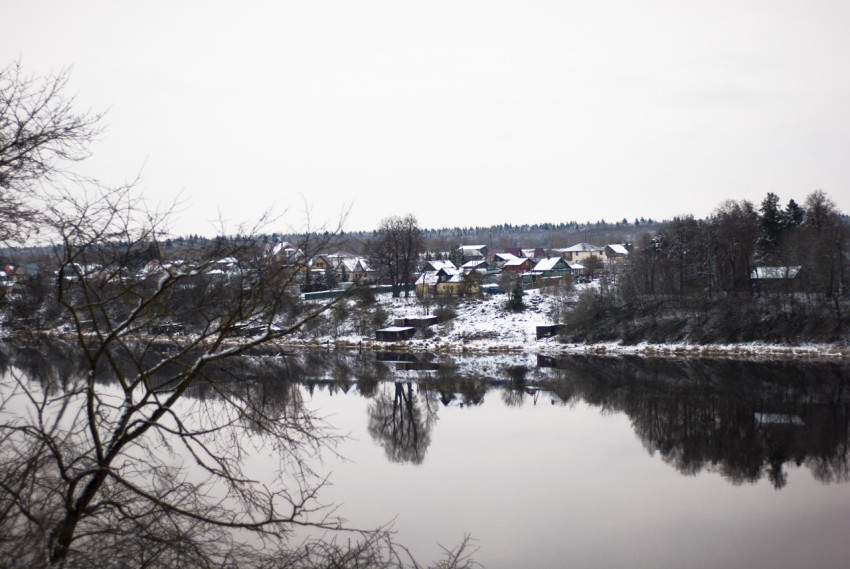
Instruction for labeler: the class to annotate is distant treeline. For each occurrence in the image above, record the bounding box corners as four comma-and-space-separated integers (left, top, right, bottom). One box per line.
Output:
134, 217, 666, 257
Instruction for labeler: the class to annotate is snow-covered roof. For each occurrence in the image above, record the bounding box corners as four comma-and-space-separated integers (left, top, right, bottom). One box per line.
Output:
461, 259, 487, 269
268, 241, 303, 258
564, 243, 604, 252
493, 252, 520, 262
416, 271, 440, 286
425, 260, 456, 271
567, 262, 585, 270
606, 244, 629, 255
532, 257, 566, 272
750, 266, 801, 280
340, 257, 371, 273
503, 258, 530, 267
417, 267, 463, 285
327, 250, 356, 258
459, 244, 486, 251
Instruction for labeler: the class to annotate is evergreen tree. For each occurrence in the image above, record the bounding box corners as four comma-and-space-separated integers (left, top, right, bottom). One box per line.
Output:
757, 192, 783, 260
782, 199, 805, 229
324, 266, 339, 290
507, 280, 525, 311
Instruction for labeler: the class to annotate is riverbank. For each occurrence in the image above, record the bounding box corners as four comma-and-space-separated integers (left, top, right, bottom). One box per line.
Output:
21, 286, 849, 362
288, 288, 850, 361
275, 335, 850, 361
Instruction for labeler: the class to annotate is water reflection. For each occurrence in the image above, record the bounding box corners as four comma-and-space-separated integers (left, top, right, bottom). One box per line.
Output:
535, 355, 850, 488
368, 382, 436, 464
2, 338, 848, 489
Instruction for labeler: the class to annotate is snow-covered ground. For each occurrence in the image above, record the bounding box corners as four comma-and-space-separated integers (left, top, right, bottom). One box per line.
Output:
286, 287, 850, 361
382, 288, 556, 350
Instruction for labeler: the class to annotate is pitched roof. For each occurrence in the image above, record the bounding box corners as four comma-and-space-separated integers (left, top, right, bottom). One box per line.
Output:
750, 266, 801, 279
416, 271, 440, 286
532, 257, 567, 272
461, 259, 488, 269
564, 243, 604, 252
340, 257, 371, 273
424, 260, 457, 271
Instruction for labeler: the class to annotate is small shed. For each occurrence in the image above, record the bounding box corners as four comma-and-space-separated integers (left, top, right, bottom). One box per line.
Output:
376, 326, 416, 341
536, 324, 566, 339
394, 315, 439, 327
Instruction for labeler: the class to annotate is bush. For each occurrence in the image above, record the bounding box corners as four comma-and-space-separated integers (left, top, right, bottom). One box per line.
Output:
434, 305, 457, 322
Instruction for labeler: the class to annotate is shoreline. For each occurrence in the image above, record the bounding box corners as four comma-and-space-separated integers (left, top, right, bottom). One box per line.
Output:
16, 330, 850, 363
272, 336, 850, 362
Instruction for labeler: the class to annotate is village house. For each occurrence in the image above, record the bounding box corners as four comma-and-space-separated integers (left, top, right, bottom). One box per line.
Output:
520, 248, 546, 261
460, 259, 489, 272
308, 255, 334, 271
4, 263, 42, 283
415, 267, 480, 296
750, 266, 802, 293
525, 257, 572, 286
555, 243, 605, 263
490, 252, 520, 268
500, 257, 534, 274
604, 244, 630, 262
339, 257, 375, 283
265, 241, 304, 263
457, 244, 488, 261
422, 259, 457, 272
486, 248, 522, 262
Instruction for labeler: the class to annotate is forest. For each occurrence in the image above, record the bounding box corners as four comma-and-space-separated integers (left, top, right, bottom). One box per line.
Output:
556, 191, 850, 345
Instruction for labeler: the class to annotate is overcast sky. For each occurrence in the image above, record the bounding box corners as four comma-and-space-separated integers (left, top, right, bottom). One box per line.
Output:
3, 1, 849, 236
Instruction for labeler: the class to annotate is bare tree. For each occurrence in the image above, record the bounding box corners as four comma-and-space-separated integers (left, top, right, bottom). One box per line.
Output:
0, 182, 369, 568
0, 66, 475, 569
370, 215, 423, 298
0, 61, 102, 243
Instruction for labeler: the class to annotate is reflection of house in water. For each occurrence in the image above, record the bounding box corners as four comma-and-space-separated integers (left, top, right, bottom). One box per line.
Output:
375, 351, 441, 371
427, 380, 487, 407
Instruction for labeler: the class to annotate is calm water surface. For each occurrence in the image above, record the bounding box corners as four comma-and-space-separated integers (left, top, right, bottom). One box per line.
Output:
8, 341, 847, 568
290, 354, 850, 569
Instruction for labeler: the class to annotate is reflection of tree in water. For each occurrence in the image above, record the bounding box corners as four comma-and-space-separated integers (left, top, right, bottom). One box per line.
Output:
367, 382, 435, 464
539, 356, 850, 489
13, 339, 848, 488
502, 365, 529, 407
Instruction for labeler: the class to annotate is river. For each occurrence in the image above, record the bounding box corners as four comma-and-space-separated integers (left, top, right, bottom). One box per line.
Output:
3, 342, 848, 568
289, 352, 850, 569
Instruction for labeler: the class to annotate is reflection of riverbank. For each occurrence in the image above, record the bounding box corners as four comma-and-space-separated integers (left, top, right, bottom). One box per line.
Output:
5, 336, 849, 489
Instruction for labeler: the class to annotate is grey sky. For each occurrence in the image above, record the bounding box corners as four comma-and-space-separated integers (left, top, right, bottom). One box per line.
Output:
4, 0, 849, 235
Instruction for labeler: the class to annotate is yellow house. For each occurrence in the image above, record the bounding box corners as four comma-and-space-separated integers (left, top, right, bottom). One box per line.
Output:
309, 255, 332, 270
559, 243, 605, 263
436, 278, 480, 295
416, 268, 480, 295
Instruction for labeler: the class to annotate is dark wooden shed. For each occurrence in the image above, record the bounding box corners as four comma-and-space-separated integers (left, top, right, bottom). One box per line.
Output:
536, 324, 566, 340
393, 315, 439, 327
375, 326, 417, 341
